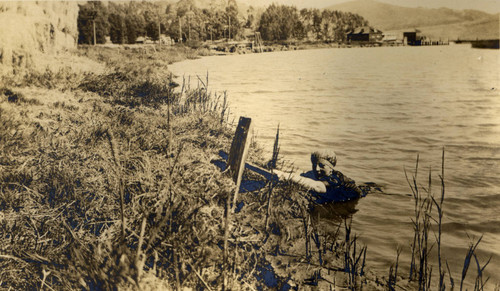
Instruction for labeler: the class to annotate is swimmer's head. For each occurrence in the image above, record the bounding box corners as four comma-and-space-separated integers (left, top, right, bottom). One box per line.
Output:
311, 150, 337, 178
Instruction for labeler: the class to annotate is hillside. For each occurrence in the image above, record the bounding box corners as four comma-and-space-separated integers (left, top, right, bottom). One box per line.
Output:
326, 0, 498, 39
418, 13, 500, 40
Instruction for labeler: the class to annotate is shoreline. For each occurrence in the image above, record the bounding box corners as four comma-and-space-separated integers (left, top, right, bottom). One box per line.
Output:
165, 43, 499, 289
1, 45, 496, 290
0, 45, 385, 290
85, 38, 458, 61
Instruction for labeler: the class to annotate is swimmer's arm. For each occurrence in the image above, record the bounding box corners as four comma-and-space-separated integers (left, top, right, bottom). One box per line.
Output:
237, 156, 327, 193
273, 169, 327, 193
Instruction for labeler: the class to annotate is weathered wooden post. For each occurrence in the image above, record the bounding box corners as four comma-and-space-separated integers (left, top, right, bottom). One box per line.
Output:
223, 116, 252, 290
227, 116, 253, 209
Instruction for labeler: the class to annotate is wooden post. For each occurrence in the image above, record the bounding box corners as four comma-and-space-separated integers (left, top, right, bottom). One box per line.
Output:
227, 116, 252, 208
223, 116, 252, 290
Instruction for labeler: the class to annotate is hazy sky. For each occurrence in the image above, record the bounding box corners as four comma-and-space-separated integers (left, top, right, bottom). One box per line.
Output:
240, 0, 500, 13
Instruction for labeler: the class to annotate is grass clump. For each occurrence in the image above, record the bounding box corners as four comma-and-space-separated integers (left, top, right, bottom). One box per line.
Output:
1, 87, 41, 105
386, 150, 494, 291
1, 45, 231, 289
1, 85, 234, 289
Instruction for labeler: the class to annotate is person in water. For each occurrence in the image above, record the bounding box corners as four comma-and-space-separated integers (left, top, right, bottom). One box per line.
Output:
309, 150, 365, 202
273, 150, 366, 202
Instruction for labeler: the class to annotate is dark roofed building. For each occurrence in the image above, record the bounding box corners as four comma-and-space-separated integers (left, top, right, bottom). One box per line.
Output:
403, 29, 421, 46
347, 26, 383, 43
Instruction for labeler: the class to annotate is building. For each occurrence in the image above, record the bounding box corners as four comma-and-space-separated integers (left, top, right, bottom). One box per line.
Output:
347, 26, 383, 44
382, 31, 404, 45
382, 29, 432, 46
403, 29, 421, 46
135, 36, 146, 44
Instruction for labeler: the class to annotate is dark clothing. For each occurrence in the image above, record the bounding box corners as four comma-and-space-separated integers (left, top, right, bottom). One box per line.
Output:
302, 170, 367, 203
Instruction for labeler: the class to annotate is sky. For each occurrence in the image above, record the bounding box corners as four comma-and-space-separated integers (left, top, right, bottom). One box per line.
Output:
239, 0, 500, 13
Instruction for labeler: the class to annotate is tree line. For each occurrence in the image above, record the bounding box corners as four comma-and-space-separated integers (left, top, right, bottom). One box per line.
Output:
77, 1, 369, 45
78, 0, 242, 45
258, 5, 369, 42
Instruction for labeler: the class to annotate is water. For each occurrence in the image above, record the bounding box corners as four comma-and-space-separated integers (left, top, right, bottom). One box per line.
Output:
170, 45, 500, 286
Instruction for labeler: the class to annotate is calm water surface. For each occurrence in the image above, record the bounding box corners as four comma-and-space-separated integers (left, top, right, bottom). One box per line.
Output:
170, 45, 500, 286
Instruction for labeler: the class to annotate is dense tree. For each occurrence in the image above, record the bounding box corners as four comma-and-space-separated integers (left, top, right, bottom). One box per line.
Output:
259, 5, 368, 42
299, 8, 322, 40
124, 14, 141, 44
226, 0, 240, 39
126, 2, 147, 40
107, 2, 127, 44
76, 1, 368, 45
78, 1, 109, 45
258, 4, 302, 41
164, 3, 181, 42
245, 6, 255, 28
109, 13, 127, 44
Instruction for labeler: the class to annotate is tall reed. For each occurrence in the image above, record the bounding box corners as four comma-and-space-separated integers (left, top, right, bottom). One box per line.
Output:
401, 149, 494, 291
432, 149, 446, 291
265, 124, 280, 233
405, 154, 433, 290
104, 128, 126, 241
459, 235, 492, 291
343, 218, 367, 290
388, 247, 402, 290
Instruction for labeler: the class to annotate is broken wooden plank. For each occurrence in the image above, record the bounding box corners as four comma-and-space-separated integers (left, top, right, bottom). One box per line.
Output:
224, 116, 252, 290
227, 116, 253, 195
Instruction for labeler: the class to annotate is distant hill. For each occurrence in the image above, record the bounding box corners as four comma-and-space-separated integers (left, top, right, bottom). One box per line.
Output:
325, 0, 499, 40
418, 13, 499, 40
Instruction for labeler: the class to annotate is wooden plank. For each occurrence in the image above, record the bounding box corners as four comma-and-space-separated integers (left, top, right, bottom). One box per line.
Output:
224, 116, 252, 290
227, 117, 252, 185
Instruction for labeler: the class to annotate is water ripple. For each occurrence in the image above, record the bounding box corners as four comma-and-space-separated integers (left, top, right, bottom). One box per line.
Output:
169, 45, 500, 283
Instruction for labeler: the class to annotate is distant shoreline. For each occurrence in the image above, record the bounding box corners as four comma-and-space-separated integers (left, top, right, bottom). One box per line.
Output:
87, 37, 499, 61
184, 39, 454, 57
457, 39, 500, 49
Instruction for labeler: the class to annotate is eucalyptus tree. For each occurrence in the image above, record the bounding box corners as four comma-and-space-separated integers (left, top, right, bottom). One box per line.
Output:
258, 4, 302, 41
77, 1, 109, 44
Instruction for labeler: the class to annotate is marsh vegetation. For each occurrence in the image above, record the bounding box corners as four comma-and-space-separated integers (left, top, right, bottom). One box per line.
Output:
0, 45, 495, 290
0, 46, 369, 290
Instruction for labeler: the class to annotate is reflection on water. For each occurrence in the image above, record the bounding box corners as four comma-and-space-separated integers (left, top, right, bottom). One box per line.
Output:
170, 45, 500, 286
311, 199, 359, 224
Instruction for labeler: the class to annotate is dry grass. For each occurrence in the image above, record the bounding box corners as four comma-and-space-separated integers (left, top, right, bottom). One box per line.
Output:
0, 89, 233, 289
2, 46, 375, 290
1, 46, 234, 289
2, 45, 494, 291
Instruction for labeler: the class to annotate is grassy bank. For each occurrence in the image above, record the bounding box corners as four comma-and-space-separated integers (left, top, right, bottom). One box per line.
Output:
0, 45, 383, 290
2, 44, 493, 290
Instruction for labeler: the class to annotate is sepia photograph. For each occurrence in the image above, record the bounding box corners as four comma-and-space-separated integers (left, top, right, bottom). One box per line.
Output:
0, 0, 499, 289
